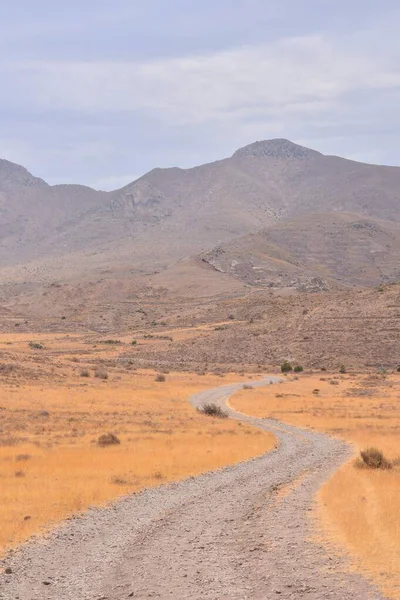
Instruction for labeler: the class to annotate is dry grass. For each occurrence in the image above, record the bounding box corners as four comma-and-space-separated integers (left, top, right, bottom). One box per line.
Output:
231, 373, 400, 599
0, 333, 275, 554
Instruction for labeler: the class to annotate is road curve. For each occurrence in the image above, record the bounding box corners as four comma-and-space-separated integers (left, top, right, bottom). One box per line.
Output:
0, 377, 385, 599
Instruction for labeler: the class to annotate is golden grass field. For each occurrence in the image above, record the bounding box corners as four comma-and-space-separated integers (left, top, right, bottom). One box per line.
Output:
0, 332, 275, 554
231, 373, 400, 600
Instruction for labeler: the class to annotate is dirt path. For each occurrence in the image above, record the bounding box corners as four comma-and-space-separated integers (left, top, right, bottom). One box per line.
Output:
0, 378, 386, 599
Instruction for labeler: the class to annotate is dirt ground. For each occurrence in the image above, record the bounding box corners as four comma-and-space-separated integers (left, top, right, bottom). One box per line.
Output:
0, 333, 275, 553
231, 372, 400, 599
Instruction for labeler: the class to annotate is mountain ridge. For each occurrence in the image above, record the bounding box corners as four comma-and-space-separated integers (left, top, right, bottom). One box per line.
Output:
1, 139, 400, 287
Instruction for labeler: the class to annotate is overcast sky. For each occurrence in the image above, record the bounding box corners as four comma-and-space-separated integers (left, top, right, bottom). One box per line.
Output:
1, 1, 399, 189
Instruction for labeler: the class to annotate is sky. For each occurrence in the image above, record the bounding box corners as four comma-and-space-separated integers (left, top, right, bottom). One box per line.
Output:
1, 0, 400, 190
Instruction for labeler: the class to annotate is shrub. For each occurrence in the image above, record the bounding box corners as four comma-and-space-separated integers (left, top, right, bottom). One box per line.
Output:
294, 365, 304, 373
132, 340, 137, 346
198, 403, 228, 418
312, 389, 320, 395
357, 447, 391, 470
94, 368, 108, 380
80, 369, 90, 378
397, 366, 400, 373
29, 342, 44, 350
155, 373, 166, 382
111, 476, 128, 485
243, 384, 253, 390
280, 360, 293, 373
15, 454, 31, 462
101, 339, 121, 345
339, 365, 347, 374
329, 379, 340, 385
97, 433, 120, 447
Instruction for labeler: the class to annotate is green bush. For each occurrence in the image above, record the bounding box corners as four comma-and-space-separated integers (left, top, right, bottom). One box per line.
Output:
28, 342, 44, 350
339, 365, 347, 374
294, 365, 304, 373
280, 360, 293, 373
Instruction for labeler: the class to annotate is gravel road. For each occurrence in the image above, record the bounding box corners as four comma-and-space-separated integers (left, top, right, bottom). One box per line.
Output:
0, 377, 386, 599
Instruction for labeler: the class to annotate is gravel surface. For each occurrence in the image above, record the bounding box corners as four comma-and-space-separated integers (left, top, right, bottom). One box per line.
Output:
0, 377, 386, 599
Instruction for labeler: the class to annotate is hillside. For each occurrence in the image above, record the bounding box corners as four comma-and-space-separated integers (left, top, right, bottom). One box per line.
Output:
1, 139, 400, 283
129, 283, 400, 372
201, 213, 400, 289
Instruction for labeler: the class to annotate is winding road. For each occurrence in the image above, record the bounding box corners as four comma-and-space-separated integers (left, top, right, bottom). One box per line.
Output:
0, 377, 385, 599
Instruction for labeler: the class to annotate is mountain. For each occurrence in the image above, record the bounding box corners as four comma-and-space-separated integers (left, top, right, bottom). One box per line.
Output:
0, 158, 48, 190
1, 139, 400, 284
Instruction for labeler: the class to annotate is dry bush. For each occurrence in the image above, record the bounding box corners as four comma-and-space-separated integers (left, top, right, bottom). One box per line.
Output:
110, 476, 129, 485
356, 447, 392, 470
155, 374, 166, 382
14, 470, 25, 478
94, 368, 108, 380
0, 363, 15, 374
97, 433, 121, 447
15, 454, 31, 462
80, 369, 90, 378
199, 403, 228, 418
243, 384, 253, 390
329, 379, 340, 385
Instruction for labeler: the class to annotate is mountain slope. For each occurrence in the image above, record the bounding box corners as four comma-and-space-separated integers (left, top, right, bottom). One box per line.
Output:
0, 159, 48, 190
201, 213, 400, 289
1, 139, 400, 282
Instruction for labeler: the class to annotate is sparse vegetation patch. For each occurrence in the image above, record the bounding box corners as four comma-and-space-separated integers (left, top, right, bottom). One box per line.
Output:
356, 447, 392, 470
97, 433, 121, 447
280, 361, 293, 373
199, 403, 228, 418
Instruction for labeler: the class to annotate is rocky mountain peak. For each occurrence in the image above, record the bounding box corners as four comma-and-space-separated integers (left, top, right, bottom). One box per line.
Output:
0, 158, 48, 189
233, 138, 322, 160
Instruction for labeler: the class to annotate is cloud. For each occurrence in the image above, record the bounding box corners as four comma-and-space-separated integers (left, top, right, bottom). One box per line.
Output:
1, 5, 400, 183
2, 22, 399, 133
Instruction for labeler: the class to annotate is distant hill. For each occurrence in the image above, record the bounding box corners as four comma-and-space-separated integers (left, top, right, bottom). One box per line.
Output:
201, 213, 400, 289
1, 139, 400, 285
